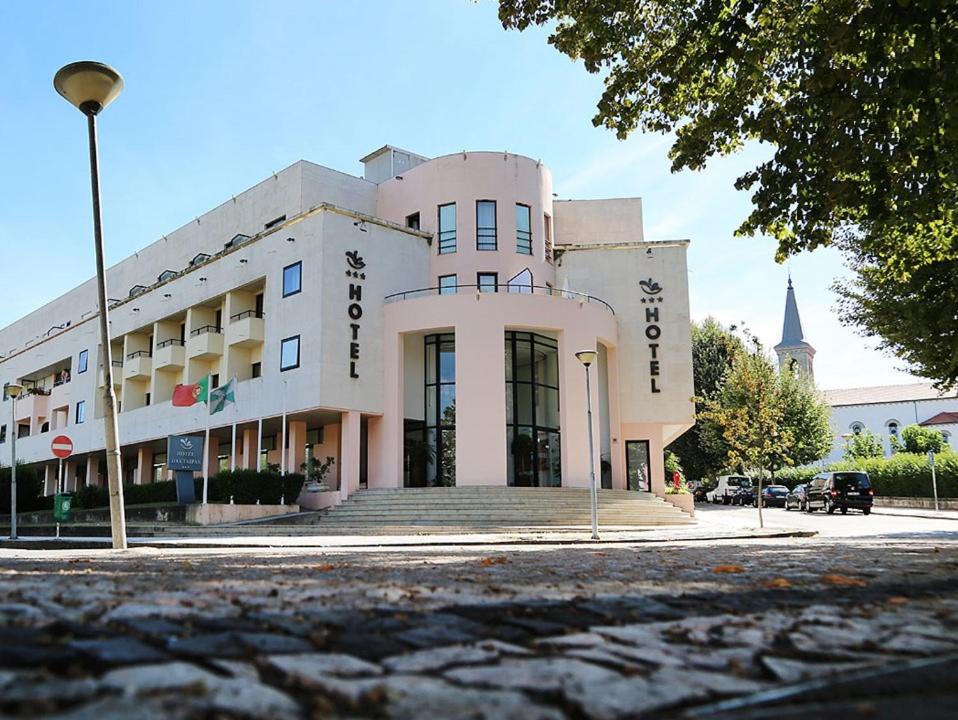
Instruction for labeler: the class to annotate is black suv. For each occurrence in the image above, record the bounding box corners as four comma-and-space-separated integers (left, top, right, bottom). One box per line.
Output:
806, 472, 874, 515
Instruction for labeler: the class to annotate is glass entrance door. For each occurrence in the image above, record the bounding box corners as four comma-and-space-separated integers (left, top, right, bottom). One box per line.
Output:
626, 440, 651, 492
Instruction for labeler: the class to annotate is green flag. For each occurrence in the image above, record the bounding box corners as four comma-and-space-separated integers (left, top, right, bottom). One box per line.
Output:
209, 377, 236, 415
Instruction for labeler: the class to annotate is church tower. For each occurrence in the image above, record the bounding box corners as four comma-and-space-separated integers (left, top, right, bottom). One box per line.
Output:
774, 276, 815, 378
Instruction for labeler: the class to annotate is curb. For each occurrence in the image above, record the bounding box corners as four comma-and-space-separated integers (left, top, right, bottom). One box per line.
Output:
0, 528, 816, 551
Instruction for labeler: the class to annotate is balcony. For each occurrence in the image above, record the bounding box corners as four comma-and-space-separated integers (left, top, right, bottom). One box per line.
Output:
14, 390, 49, 422
154, 339, 186, 370
98, 360, 123, 388
384, 283, 615, 314
227, 310, 265, 348
187, 325, 224, 359
124, 350, 152, 380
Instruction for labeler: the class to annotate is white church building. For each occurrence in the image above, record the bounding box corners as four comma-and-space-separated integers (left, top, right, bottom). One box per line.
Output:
773, 279, 957, 464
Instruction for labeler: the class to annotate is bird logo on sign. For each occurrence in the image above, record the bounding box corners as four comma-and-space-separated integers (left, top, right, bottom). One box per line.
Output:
179, 438, 193, 451
639, 278, 662, 295
346, 250, 366, 270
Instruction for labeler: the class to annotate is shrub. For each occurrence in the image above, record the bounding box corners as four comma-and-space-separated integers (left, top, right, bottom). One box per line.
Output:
0, 465, 50, 513
899, 424, 947, 454
196, 470, 305, 505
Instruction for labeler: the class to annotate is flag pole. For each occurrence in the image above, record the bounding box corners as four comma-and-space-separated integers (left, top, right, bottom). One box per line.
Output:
203, 406, 210, 504
256, 416, 263, 471
230, 419, 237, 473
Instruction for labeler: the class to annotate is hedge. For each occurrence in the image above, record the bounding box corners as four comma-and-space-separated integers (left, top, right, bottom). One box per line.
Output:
0, 466, 52, 514
70, 470, 306, 510
773, 452, 957, 498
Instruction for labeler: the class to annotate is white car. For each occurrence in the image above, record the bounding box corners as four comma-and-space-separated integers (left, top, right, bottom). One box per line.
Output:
705, 475, 753, 505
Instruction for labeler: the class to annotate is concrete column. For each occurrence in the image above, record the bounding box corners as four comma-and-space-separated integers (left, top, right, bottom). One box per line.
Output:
340, 411, 362, 501
64, 460, 76, 492
365, 417, 382, 488
604, 344, 626, 490
85, 455, 99, 487
454, 314, 507, 486
44, 464, 57, 496
135, 447, 153, 485
559, 324, 603, 488
372, 331, 404, 488
287, 421, 307, 476
241, 428, 257, 470
231, 427, 242, 472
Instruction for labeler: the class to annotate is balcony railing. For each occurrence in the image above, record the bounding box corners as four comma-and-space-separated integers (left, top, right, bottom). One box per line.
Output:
230, 310, 264, 322
111, 360, 124, 368
156, 338, 185, 349
127, 350, 152, 359
190, 325, 223, 337
384, 283, 615, 314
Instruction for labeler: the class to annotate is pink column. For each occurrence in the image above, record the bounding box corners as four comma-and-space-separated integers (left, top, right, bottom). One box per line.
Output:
135, 447, 153, 485
372, 331, 404, 488
44, 464, 57, 496
340, 411, 362, 501
287, 421, 307, 476
85, 455, 99, 487
558, 325, 602, 488
64, 460, 77, 492
206, 436, 220, 477
241, 428, 257, 470
604, 344, 626, 490
454, 314, 507, 486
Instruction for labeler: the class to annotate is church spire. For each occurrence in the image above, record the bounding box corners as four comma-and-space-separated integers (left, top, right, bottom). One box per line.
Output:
774, 276, 815, 378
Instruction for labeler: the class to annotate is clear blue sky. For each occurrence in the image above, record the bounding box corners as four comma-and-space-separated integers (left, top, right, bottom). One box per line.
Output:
0, 0, 919, 389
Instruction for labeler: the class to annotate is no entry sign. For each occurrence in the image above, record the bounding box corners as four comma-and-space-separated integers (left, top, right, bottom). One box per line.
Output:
51, 435, 74, 459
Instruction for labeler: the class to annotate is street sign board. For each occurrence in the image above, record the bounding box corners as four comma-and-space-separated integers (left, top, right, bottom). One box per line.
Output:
167, 434, 205, 472
51, 435, 73, 459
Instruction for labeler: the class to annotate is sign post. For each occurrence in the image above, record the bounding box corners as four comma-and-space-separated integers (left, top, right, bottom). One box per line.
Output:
50, 435, 74, 538
167, 435, 204, 504
928, 450, 939, 512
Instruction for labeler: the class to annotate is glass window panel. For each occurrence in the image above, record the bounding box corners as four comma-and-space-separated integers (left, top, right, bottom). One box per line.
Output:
283, 262, 302, 297
536, 386, 560, 430
514, 340, 533, 382
439, 274, 457, 295
477, 200, 497, 250
439, 429, 456, 486
280, 336, 300, 370
425, 387, 437, 426
505, 384, 514, 424
506, 427, 516, 486
78, 349, 89, 374
626, 441, 651, 492
439, 342, 456, 382
424, 428, 438, 486
504, 341, 514, 381
478, 273, 498, 293
511, 427, 535, 487
439, 386, 456, 424
537, 431, 561, 487
516, 383, 533, 425
426, 342, 437, 385
516, 204, 532, 255
438, 204, 456, 253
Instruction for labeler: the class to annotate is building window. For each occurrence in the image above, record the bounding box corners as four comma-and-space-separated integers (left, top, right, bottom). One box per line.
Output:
405, 334, 456, 488
283, 261, 302, 297
477, 272, 498, 293
406, 212, 420, 230
211, 374, 219, 390
77, 349, 89, 374
544, 213, 553, 262
438, 275, 457, 295
264, 215, 286, 230
476, 200, 497, 250
516, 204, 532, 255
75, 401, 86, 425
438, 203, 456, 254
251, 362, 262, 378
0, 425, 6, 444
850, 422, 864, 435
506, 331, 560, 487
507, 268, 533, 294
280, 336, 300, 371
626, 440, 651, 491
145, 392, 151, 406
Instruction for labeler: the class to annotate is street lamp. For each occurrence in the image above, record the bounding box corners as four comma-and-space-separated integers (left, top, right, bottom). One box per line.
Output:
6, 383, 23, 540
54, 61, 128, 550
575, 350, 599, 540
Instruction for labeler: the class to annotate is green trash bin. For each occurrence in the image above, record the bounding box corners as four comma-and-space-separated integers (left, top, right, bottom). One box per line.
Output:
53, 493, 73, 523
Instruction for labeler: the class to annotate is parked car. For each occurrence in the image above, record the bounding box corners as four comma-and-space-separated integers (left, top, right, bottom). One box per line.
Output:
805, 472, 875, 515
784, 484, 808, 511
690, 481, 712, 503
735, 485, 756, 506
706, 476, 753, 505
758, 485, 789, 508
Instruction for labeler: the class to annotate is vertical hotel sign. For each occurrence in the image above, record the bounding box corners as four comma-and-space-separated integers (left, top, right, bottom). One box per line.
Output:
638, 278, 664, 394
345, 250, 366, 378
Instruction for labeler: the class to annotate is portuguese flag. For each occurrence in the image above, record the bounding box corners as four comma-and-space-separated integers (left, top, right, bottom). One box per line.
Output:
172, 375, 210, 407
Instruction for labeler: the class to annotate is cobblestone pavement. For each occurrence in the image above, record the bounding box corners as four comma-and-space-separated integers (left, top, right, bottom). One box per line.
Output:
1, 535, 957, 718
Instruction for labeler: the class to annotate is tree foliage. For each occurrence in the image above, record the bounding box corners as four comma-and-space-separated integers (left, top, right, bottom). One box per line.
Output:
668, 318, 743, 481
843, 429, 885, 460
499, 1, 958, 387
899, 423, 947, 454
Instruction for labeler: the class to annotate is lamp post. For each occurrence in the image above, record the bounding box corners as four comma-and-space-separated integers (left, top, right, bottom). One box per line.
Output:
575, 350, 599, 540
6, 383, 23, 540
54, 61, 128, 550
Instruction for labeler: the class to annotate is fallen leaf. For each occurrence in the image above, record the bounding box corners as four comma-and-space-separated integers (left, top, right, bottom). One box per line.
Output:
887, 596, 909, 606
764, 578, 792, 589
315, 564, 337, 572
480, 557, 509, 567
821, 574, 867, 587
713, 565, 746, 574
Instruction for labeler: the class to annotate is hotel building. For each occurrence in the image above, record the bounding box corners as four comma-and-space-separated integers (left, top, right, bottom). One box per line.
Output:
0, 147, 694, 511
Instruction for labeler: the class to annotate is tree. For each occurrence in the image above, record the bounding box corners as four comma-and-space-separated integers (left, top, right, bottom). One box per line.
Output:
499, 1, 958, 387
900, 424, 946, 454
700, 342, 832, 526
843, 430, 884, 461
668, 318, 744, 482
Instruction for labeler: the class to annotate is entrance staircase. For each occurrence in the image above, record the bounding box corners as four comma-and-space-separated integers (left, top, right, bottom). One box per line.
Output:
318, 487, 694, 532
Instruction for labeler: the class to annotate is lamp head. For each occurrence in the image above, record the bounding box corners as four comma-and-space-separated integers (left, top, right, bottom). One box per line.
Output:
575, 350, 597, 368
5, 383, 23, 399
54, 61, 123, 116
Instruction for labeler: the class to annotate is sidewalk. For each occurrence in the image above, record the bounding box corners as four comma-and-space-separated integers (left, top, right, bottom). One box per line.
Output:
0, 524, 814, 551
871, 505, 958, 522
